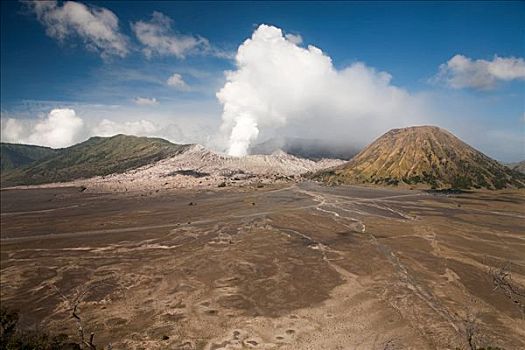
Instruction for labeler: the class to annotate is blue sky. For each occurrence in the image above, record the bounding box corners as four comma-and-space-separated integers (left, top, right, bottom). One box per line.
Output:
1, 1, 524, 161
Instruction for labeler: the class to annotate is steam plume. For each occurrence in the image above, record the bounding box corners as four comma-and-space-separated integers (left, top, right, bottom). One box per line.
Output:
217, 24, 422, 157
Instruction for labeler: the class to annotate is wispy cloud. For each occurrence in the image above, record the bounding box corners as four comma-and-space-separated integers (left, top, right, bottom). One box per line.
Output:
131, 11, 231, 59
134, 97, 158, 105
166, 73, 189, 90
71, 63, 226, 103
433, 54, 525, 90
25, 0, 129, 59
285, 33, 303, 45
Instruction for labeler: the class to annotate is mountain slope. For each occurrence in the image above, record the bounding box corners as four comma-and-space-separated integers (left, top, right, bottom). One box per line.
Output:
161, 144, 344, 176
506, 160, 525, 175
1, 135, 189, 187
314, 126, 525, 189
37, 144, 345, 192
1, 143, 58, 170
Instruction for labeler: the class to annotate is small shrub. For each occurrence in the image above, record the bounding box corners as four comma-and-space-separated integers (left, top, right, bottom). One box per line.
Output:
1, 307, 79, 350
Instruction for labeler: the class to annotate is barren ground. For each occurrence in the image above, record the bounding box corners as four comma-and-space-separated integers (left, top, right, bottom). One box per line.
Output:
1, 183, 524, 349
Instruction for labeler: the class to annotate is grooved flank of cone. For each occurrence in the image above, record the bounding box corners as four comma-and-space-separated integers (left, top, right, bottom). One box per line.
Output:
313, 125, 525, 190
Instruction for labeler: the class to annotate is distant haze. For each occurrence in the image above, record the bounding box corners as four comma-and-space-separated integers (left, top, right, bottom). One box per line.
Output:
251, 136, 360, 160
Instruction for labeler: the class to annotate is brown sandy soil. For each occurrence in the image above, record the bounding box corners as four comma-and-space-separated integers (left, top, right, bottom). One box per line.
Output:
1, 183, 524, 349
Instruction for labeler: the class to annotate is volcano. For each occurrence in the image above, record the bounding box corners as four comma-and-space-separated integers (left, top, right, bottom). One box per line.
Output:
314, 126, 525, 189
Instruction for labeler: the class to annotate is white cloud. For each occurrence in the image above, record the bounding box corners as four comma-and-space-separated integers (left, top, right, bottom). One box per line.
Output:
1, 118, 26, 144
26, 0, 129, 58
134, 97, 158, 105
1, 109, 84, 148
131, 11, 211, 59
217, 24, 424, 156
434, 54, 525, 90
166, 73, 189, 90
285, 33, 303, 45
92, 119, 158, 137
0, 104, 219, 149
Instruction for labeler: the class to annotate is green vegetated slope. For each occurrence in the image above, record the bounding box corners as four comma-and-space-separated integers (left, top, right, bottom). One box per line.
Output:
314, 126, 525, 189
1, 134, 190, 187
1, 143, 58, 170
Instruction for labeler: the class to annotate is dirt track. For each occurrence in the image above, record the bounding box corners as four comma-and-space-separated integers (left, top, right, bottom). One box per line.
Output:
1, 183, 524, 349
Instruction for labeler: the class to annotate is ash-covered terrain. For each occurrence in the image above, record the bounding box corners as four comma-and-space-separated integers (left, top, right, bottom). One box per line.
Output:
1, 126, 524, 350
45, 144, 345, 192
1, 135, 345, 192
1, 183, 524, 350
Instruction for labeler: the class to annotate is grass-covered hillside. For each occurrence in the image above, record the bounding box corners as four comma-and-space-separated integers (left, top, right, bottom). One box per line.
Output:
1, 143, 58, 171
1, 134, 190, 187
